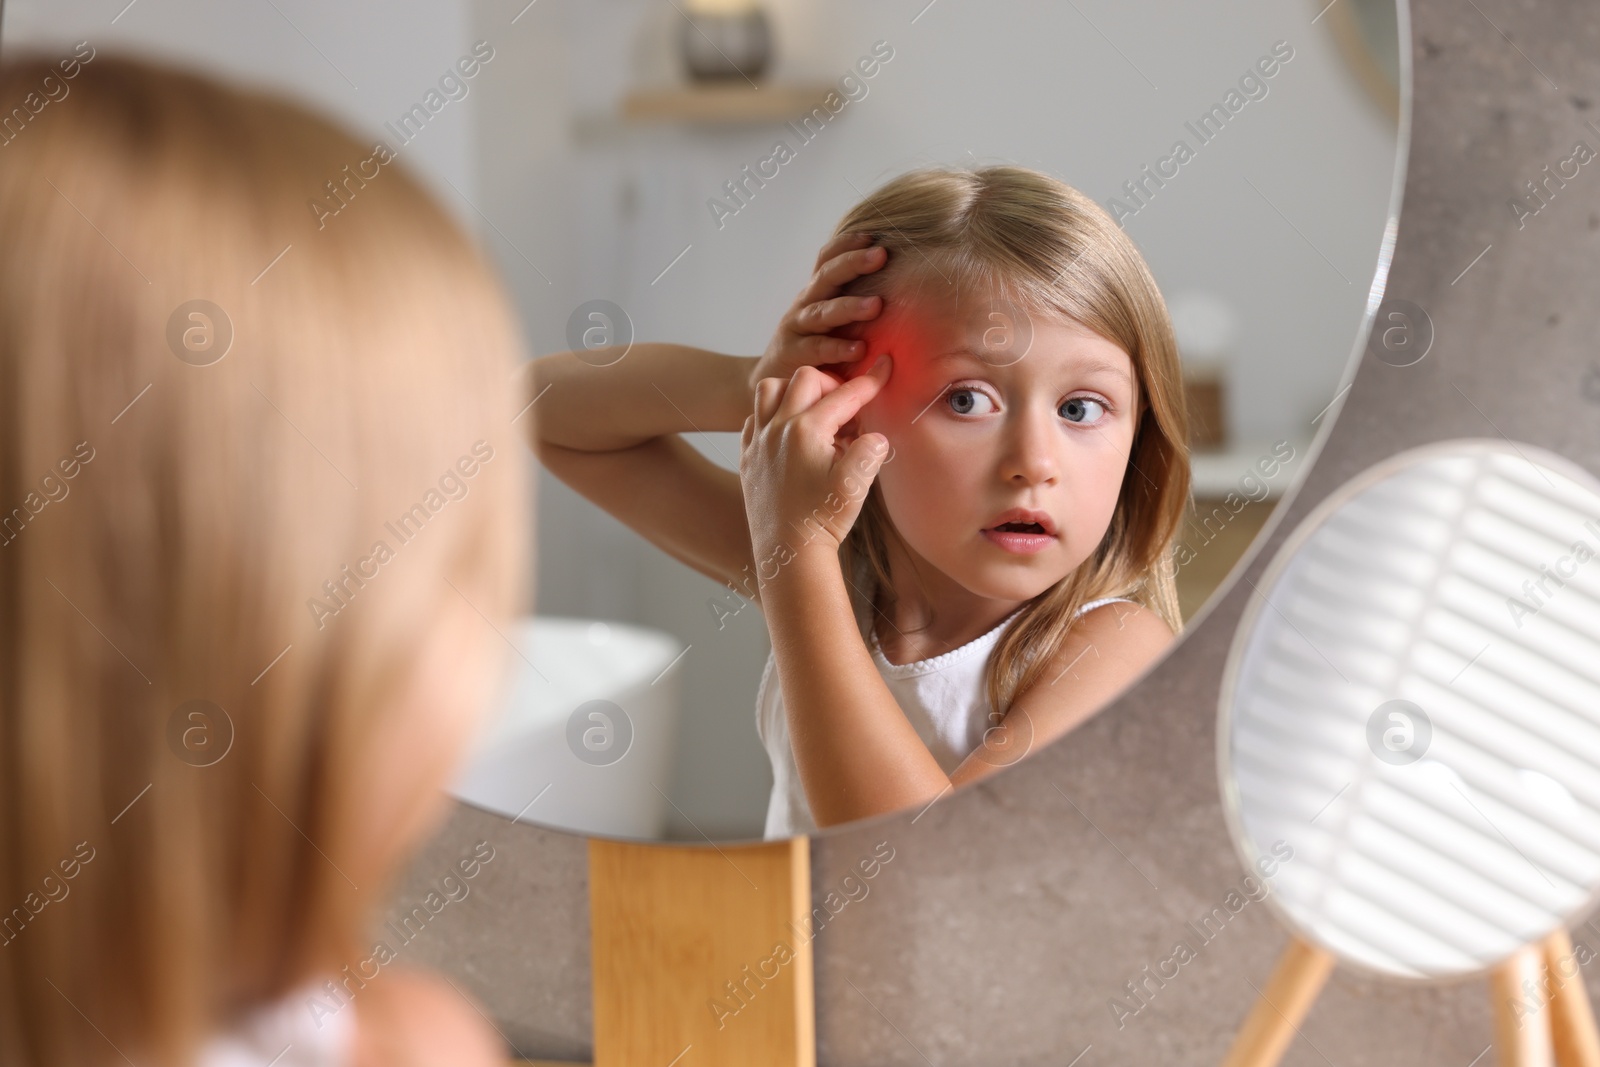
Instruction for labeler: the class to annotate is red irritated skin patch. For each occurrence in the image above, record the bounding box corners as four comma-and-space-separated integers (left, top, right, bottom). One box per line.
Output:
831, 281, 1143, 608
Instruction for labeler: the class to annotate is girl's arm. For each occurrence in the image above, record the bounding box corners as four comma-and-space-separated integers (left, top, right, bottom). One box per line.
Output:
527, 234, 886, 598
743, 360, 952, 824
762, 545, 956, 823
532, 343, 760, 594
743, 364, 1175, 828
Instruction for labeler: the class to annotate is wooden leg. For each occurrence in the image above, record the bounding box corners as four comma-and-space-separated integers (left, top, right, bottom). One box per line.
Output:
588, 835, 815, 1067
1493, 944, 1555, 1067
1545, 929, 1600, 1067
1221, 936, 1335, 1067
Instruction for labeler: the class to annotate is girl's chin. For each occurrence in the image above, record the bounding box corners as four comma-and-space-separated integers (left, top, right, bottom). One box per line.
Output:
955, 565, 1065, 604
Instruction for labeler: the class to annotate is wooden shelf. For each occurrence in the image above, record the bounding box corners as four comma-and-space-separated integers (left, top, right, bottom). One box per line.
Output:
619, 82, 835, 124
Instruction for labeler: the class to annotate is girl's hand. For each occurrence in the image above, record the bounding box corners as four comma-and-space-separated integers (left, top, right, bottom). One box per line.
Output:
741, 356, 893, 568
748, 233, 888, 393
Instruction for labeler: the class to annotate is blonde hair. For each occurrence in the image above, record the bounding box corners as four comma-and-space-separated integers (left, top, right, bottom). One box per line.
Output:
832, 165, 1190, 717
0, 56, 528, 1064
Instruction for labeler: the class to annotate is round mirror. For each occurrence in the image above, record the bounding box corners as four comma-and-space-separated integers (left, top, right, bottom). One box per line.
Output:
3, 0, 1410, 845
1220, 439, 1600, 980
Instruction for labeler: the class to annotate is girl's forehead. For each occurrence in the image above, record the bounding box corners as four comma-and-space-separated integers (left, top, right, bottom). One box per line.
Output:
881, 292, 1131, 370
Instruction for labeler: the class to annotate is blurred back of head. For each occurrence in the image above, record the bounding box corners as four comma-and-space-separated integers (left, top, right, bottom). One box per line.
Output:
0, 52, 529, 1064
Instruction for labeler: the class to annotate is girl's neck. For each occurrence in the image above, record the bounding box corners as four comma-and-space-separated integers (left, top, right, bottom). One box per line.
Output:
870, 537, 1027, 666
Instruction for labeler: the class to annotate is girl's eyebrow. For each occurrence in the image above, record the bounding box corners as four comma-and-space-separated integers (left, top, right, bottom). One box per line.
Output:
934, 347, 1133, 387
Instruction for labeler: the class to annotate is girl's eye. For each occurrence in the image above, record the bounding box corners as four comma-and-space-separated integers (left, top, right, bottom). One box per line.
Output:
945, 387, 996, 416
1059, 396, 1110, 425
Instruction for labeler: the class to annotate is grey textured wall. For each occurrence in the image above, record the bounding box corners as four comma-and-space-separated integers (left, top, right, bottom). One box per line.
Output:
389, 0, 1600, 1060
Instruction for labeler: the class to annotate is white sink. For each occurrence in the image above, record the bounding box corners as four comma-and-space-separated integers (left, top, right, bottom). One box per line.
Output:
449, 616, 685, 839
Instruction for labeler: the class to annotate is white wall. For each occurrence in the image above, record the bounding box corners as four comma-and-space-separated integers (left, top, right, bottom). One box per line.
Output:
2, 0, 477, 218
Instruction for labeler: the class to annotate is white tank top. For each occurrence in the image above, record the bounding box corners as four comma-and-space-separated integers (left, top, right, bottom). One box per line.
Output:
755, 587, 1136, 840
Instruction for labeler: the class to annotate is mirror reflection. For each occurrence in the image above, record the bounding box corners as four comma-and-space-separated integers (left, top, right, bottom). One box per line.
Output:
499, 0, 1407, 843
3, 0, 1406, 843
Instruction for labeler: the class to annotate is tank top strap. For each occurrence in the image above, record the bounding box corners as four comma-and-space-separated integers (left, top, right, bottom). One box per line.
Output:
1076, 595, 1138, 615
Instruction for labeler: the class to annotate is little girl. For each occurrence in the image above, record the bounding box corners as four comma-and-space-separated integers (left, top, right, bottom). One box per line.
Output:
534, 165, 1190, 840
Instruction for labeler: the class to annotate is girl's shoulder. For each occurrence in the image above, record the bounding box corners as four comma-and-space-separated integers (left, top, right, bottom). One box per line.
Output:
1063, 596, 1175, 657
996, 595, 1176, 750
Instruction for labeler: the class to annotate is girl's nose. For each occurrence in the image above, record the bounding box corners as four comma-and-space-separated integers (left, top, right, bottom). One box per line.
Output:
999, 404, 1059, 486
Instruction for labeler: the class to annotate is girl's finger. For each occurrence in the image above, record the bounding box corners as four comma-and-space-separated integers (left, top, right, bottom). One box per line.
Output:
818, 244, 888, 289
793, 294, 883, 336
771, 364, 840, 424
754, 375, 789, 425
797, 245, 888, 307
777, 356, 890, 434
797, 334, 869, 368
834, 431, 892, 492
812, 230, 872, 272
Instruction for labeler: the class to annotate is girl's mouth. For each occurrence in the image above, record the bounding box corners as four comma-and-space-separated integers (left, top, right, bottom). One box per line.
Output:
982, 521, 1056, 555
